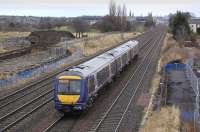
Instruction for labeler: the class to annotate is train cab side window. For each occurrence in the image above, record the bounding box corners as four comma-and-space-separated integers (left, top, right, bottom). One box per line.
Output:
88, 76, 95, 93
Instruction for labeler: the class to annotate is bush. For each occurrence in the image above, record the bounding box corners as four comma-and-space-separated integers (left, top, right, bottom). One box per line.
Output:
197, 28, 200, 35
169, 11, 191, 41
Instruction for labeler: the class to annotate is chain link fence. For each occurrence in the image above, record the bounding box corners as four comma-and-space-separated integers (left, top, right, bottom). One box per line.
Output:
0, 48, 82, 89
185, 59, 200, 129
164, 60, 200, 129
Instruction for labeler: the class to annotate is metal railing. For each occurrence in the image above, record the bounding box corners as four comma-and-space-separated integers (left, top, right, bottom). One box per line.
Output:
185, 62, 200, 127
164, 61, 200, 128
0, 50, 81, 89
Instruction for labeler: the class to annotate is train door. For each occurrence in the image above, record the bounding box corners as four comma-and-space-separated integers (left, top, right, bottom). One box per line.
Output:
116, 57, 122, 72
88, 75, 95, 94
110, 60, 117, 77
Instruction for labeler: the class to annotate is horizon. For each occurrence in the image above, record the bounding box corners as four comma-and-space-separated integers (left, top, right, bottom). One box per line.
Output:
0, 0, 199, 17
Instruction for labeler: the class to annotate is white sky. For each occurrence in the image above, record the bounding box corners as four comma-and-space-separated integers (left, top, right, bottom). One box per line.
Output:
0, 0, 199, 17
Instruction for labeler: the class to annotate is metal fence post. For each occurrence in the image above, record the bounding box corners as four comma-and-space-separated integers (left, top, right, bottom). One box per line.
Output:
198, 79, 200, 122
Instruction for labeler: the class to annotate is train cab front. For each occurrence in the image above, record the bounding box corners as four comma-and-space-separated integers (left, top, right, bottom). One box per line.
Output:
54, 75, 86, 113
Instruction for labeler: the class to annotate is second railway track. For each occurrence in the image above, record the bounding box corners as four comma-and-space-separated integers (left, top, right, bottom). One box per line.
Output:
88, 27, 166, 132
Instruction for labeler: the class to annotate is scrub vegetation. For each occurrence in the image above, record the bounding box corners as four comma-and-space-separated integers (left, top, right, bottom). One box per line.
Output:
0, 32, 30, 53
70, 32, 139, 56
159, 34, 188, 68
142, 107, 181, 132
0, 32, 30, 39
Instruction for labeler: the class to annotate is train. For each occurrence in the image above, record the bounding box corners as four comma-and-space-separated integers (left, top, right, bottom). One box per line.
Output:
53, 40, 139, 113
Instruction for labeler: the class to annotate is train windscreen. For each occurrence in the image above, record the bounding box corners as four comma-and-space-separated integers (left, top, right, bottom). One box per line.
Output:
58, 79, 81, 95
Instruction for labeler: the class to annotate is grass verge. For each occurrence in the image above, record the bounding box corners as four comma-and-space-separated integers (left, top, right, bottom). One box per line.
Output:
140, 33, 182, 132
70, 32, 139, 56
142, 106, 180, 132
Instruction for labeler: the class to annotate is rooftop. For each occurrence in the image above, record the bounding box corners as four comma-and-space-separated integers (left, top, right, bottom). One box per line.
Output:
189, 18, 200, 24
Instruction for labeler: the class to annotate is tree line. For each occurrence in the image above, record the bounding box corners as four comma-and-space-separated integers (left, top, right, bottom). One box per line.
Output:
0, 0, 156, 37
99, 0, 130, 32
71, 0, 155, 36
0, 16, 68, 31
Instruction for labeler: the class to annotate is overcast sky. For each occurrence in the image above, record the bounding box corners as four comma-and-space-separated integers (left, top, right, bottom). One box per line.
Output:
0, 0, 199, 17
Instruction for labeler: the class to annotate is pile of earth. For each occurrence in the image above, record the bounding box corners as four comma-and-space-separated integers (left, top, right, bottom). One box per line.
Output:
28, 30, 75, 48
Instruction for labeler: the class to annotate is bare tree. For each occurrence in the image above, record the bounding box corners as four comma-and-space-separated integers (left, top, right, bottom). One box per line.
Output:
116, 5, 122, 30
121, 4, 127, 31
99, 0, 131, 32
109, 0, 117, 17
129, 11, 132, 17
39, 17, 53, 29
122, 4, 127, 18
145, 13, 155, 29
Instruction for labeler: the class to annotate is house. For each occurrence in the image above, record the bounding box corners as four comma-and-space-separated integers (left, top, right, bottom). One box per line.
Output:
189, 19, 200, 33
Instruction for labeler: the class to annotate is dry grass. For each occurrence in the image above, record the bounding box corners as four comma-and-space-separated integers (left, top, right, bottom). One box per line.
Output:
71, 32, 138, 56
0, 72, 16, 80
159, 34, 189, 70
142, 106, 181, 132
0, 32, 30, 39
149, 73, 161, 94
159, 47, 188, 69
0, 32, 30, 53
0, 48, 7, 53
161, 34, 176, 53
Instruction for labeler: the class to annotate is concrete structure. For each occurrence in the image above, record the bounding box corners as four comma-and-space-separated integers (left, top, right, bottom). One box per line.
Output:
189, 19, 200, 33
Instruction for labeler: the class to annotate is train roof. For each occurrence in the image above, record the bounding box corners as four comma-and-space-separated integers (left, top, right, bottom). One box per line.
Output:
69, 54, 114, 77
63, 40, 138, 77
107, 40, 138, 57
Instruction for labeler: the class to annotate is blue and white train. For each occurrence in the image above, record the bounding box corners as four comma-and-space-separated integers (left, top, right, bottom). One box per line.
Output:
53, 40, 139, 112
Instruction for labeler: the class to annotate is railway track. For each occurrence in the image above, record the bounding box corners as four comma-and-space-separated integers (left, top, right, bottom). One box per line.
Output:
88, 28, 165, 132
0, 30, 155, 132
113, 31, 166, 132
39, 31, 157, 132
44, 27, 165, 132
0, 30, 154, 108
43, 116, 63, 132
0, 31, 151, 104
0, 46, 31, 61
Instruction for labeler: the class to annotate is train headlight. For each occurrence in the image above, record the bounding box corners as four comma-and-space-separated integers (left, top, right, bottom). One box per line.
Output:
74, 106, 82, 110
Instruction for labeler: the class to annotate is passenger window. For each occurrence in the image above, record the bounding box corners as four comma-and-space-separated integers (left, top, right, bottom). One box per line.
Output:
97, 66, 109, 86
